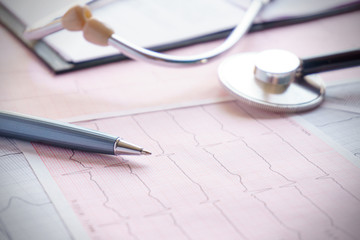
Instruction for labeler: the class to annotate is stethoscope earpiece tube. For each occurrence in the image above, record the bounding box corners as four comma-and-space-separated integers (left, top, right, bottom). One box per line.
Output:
23, 0, 271, 66
301, 49, 360, 76
107, 0, 270, 66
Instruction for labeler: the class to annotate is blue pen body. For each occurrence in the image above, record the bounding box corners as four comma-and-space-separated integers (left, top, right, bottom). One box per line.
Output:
0, 111, 117, 155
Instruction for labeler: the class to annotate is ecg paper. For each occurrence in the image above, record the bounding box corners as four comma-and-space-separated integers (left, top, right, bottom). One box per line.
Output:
301, 80, 360, 166
0, 137, 73, 239
25, 101, 360, 240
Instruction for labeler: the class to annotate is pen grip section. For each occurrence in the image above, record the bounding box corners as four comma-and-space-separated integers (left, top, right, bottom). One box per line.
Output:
0, 112, 117, 155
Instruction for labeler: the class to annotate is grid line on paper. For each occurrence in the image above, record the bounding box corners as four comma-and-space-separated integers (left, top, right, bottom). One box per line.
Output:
0, 137, 73, 240
32, 102, 360, 240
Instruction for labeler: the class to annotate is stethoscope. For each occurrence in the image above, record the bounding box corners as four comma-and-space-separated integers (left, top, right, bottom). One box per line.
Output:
24, 0, 360, 112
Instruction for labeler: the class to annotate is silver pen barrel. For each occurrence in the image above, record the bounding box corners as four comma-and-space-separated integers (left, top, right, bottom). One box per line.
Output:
0, 111, 150, 155
115, 138, 151, 155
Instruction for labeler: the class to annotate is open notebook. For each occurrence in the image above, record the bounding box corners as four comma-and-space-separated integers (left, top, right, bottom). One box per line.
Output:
1, 0, 359, 73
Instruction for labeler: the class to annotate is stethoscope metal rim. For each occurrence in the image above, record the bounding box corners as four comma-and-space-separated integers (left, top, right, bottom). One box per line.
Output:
218, 52, 326, 113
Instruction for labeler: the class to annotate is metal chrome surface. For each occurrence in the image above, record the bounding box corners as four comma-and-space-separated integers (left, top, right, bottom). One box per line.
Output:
24, 0, 269, 66
107, 0, 269, 66
254, 49, 301, 85
114, 138, 150, 155
24, 0, 117, 40
218, 52, 326, 112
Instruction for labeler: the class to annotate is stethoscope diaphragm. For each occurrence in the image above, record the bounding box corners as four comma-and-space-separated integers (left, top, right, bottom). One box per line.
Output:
218, 51, 326, 113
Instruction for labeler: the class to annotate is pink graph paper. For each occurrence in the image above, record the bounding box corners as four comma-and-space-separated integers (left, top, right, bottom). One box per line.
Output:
33, 102, 360, 239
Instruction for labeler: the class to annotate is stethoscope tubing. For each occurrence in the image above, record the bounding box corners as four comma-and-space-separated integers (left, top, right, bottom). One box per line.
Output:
21, 0, 360, 113
107, 0, 269, 66
301, 48, 360, 76
23, 0, 360, 70
24, 0, 269, 66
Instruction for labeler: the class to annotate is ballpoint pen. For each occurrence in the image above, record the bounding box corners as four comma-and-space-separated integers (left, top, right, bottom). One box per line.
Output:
0, 111, 151, 155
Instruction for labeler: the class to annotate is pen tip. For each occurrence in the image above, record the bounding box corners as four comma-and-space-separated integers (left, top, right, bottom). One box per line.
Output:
141, 149, 152, 155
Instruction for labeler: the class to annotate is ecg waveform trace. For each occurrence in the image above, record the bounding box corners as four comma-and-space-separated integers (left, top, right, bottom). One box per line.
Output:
301, 80, 360, 162
33, 102, 360, 240
0, 137, 72, 240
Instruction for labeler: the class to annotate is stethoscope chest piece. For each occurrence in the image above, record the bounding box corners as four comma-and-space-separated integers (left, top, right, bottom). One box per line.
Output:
218, 50, 326, 113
